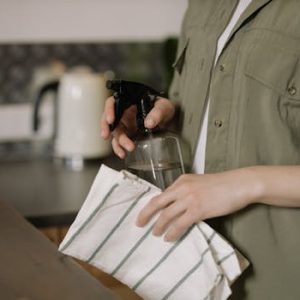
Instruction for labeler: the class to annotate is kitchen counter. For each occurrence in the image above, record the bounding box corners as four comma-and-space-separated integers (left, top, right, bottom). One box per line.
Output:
0, 200, 117, 300
0, 155, 124, 227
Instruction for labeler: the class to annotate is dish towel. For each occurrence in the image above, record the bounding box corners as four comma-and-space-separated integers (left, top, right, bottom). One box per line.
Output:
59, 165, 248, 300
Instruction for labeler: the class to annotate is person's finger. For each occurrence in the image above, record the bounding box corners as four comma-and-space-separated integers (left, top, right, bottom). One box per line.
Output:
136, 192, 176, 227
144, 98, 175, 128
112, 122, 135, 152
152, 201, 186, 236
121, 105, 138, 134
100, 114, 111, 139
104, 96, 115, 124
112, 137, 126, 159
164, 212, 194, 242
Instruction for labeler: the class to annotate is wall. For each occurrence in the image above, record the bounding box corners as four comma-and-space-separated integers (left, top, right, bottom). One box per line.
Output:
0, 0, 187, 43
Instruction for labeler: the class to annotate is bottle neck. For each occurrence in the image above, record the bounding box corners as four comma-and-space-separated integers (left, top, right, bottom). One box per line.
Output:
137, 126, 162, 136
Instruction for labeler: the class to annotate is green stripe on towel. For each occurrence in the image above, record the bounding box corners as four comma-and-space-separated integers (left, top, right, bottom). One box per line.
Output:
161, 247, 210, 300
132, 226, 194, 291
60, 183, 119, 252
87, 187, 151, 262
196, 224, 216, 245
110, 224, 155, 276
217, 251, 235, 265
206, 231, 216, 245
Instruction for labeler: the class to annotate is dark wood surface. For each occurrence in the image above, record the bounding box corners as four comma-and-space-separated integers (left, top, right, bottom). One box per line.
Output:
0, 155, 124, 227
0, 200, 117, 300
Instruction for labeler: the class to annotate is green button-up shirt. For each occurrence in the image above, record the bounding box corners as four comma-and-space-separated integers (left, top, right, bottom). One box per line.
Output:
169, 0, 300, 299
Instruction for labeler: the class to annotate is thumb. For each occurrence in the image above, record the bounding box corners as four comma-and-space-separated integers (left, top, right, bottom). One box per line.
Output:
144, 98, 175, 129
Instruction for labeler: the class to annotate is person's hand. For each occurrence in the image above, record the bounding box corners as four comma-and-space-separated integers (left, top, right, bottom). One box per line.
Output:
101, 96, 175, 159
136, 168, 262, 242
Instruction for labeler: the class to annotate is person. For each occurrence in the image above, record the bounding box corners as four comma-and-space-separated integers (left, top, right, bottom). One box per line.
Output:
101, 0, 300, 299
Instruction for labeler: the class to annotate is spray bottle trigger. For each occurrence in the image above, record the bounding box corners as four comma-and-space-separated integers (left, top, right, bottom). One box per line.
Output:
109, 92, 121, 132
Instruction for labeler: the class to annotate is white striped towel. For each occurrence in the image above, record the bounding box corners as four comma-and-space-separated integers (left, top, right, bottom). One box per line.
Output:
59, 165, 248, 300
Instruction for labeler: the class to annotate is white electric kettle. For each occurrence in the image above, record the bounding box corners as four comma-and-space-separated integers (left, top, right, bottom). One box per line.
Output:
33, 67, 111, 166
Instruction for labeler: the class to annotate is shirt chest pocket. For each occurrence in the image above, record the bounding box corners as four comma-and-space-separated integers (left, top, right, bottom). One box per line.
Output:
173, 39, 189, 75
245, 44, 300, 100
244, 44, 300, 137
171, 38, 190, 104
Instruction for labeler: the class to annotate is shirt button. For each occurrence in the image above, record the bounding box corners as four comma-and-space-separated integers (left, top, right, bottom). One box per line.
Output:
214, 119, 223, 128
219, 64, 225, 72
288, 86, 297, 96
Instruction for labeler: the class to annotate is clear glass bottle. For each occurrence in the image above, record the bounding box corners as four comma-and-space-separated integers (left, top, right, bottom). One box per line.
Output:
126, 130, 185, 190
107, 80, 185, 189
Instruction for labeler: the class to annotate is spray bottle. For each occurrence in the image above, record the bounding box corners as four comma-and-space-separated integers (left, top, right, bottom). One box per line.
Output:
106, 80, 185, 190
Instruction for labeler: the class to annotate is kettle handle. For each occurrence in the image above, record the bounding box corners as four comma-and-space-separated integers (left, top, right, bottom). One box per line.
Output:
32, 80, 59, 132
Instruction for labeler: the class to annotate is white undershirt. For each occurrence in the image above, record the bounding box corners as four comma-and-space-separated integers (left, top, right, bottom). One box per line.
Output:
192, 0, 252, 174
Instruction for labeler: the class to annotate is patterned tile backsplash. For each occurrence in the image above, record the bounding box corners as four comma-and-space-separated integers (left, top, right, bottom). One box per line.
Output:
0, 42, 175, 104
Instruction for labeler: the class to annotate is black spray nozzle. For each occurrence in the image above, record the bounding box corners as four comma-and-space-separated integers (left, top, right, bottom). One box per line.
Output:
106, 80, 163, 132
